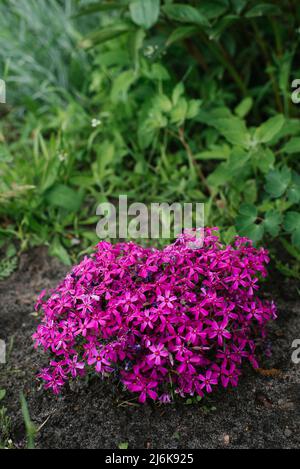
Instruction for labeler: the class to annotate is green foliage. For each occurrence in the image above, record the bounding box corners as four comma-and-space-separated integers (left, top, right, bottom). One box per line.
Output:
0, 0, 300, 273
0, 245, 18, 280
20, 392, 37, 450
0, 390, 12, 449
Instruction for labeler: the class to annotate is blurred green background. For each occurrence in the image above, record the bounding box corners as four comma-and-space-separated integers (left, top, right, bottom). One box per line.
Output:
0, 0, 299, 278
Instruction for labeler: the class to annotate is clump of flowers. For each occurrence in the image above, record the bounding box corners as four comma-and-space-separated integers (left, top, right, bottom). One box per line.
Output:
33, 229, 277, 402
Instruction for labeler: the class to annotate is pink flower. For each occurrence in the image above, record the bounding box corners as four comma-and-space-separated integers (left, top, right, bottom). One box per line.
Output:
198, 370, 218, 393
33, 229, 276, 402
147, 344, 168, 366
66, 355, 85, 378
207, 319, 231, 346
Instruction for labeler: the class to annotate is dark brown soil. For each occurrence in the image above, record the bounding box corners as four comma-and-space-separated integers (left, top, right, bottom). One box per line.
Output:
0, 248, 299, 449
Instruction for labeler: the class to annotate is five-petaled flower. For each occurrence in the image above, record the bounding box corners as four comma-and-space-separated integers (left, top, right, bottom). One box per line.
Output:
33, 229, 276, 403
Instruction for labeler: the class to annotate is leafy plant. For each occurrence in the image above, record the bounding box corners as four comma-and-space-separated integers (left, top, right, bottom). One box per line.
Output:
20, 392, 37, 449
0, 0, 299, 274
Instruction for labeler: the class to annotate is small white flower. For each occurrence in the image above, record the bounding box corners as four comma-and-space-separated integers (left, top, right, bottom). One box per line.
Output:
58, 151, 68, 162
91, 118, 102, 128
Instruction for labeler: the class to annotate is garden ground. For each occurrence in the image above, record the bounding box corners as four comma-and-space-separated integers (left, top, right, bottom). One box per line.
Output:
1, 248, 300, 449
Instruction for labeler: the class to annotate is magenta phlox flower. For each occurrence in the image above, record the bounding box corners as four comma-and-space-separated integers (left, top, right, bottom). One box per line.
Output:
34, 229, 277, 402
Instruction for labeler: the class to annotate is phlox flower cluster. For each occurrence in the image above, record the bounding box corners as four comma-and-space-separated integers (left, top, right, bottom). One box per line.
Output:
33, 229, 277, 403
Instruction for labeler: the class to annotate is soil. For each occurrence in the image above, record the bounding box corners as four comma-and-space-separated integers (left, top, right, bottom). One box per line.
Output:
0, 248, 299, 449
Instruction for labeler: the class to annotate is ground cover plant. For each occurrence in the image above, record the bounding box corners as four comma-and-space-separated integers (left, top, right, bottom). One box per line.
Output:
33, 230, 277, 402
0, 0, 300, 450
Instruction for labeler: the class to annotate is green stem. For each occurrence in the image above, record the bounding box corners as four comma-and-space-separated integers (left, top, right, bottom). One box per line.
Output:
251, 20, 284, 113
199, 32, 247, 96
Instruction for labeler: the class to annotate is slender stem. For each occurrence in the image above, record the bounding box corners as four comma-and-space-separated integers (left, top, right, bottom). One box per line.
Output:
178, 127, 212, 196
251, 20, 284, 113
184, 39, 209, 72
199, 32, 247, 96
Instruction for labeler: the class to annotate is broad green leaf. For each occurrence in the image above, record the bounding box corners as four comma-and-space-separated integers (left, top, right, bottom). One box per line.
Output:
166, 26, 198, 46
238, 203, 257, 219
186, 99, 202, 119
287, 173, 300, 204
154, 94, 172, 113
281, 137, 300, 155
234, 97, 253, 118
80, 23, 132, 48
129, 0, 160, 29
197, 1, 228, 19
238, 223, 264, 242
0, 389, 6, 401
145, 63, 170, 80
49, 237, 71, 266
264, 167, 291, 198
162, 4, 210, 27
172, 82, 185, 105
195, 145, 230, 161
111, 70, 136, 102
170, 97, 188, 124
264, 210, 282, 237
245, 3, 281, 18
254, 114, 285, 144
284, 212, 300, 248
253, 148, 275, 174
213, 116, 251, 148
45, 184, 83, 212
236, 203, 264, 242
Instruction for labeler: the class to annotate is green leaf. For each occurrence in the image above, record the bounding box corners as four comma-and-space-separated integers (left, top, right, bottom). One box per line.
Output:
245, 3, 281, 18
118, 442, 129, 449
0, 389, 6, 401
234, 97, 253, 118
129, 0, 160, 29
239, 224, 264, 242
281, 137, 300, 155
80, 23, 132, 48
162, 4, 210, 27
111, 70, 136, 102
172, 82, 185, 105
170, 97, 188, 125
231, 0, 248, 14
254, 114, 285, 144
76, 2, 126, 16
197, 0, 228, 19
186, 99, 202, 119
264, 210, 282, 237
238, 203, 258, 220
45, 184, 83, 212
253, 148, 275, 174
208, 14, 238, 40
287, 173, 300, 204
264, 167, 291, 198
166, 26, 198, 46
236, 204, 264, 242
213, 116, 251, 148
195, 145, 230, 161
284, 212, 300, 248
49, 237, 71, 266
